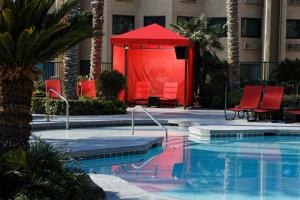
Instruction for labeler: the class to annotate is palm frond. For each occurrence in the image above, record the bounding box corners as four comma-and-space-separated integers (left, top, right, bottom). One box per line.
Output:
0, 0, 94, 68
171, 16, 223, 53
44, 0, 80, 28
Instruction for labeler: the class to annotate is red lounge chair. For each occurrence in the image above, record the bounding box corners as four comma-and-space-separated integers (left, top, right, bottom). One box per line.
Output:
226, 85, 263, 120
133, 82, 150, 105
80, 80, 96, 98
160, 82, 178, 107
249, 86, 285, 121
284, 109, 300, 123
45, 80, 62, 98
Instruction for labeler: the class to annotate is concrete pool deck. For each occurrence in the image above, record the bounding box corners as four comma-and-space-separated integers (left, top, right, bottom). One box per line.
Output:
32, 108, 300, 200
32, 107, 300, 133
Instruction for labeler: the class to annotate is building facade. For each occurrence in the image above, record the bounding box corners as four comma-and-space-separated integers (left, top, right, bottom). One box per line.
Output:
58, 0, 300, 80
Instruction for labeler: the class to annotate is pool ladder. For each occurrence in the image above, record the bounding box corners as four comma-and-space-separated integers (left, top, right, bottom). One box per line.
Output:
46, 89, 69, 130
131, 106, 168, 142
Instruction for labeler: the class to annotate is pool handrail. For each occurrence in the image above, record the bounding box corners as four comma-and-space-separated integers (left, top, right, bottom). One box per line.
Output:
46, 89, 69, 130
131, 106, 168, 142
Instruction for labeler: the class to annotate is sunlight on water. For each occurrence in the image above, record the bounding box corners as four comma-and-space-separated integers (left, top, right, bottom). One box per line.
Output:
80, 136, 300, 200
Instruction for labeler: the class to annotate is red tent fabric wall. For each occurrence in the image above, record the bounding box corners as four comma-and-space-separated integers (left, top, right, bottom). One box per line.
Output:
111, 24, 194, 107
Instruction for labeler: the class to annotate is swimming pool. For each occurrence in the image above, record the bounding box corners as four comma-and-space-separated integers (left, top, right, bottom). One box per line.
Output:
80, 135, 300, 200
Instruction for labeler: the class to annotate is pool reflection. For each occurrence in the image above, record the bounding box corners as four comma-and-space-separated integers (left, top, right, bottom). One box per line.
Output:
81, 136, 300, 199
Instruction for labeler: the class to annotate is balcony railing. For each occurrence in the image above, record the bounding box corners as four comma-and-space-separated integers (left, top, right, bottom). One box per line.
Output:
36, 62, 63, 80
240, 62, 280, 82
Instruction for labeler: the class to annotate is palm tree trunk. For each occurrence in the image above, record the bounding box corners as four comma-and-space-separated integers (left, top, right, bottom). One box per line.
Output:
89, 0, 104, 80
63, 3, 80, 100
0, 67, 37, 152
227, 0, 240, 89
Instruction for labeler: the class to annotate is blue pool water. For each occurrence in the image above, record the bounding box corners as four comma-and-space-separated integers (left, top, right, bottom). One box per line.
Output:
80, 136, 300, 200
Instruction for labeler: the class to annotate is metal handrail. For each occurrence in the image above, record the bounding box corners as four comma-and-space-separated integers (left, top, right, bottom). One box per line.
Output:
131, 106, 168, 141
46, 89, 69, 130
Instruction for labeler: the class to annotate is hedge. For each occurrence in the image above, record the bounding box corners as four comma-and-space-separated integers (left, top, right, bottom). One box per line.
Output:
31, 97, 127, 115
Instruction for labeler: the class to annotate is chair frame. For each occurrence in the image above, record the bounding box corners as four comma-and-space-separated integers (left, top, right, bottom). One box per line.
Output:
225, 85, 263, 120
160, 82, 178, 107
247, 86, 285, 122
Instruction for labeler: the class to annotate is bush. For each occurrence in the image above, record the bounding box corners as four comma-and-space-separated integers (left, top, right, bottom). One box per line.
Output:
31, 97, 127, 115
270, 59, 300, 82
283, 95, 300, 108
33, 80, 46, 96
0, 139, 105, 200
200, 52, 229, 108
97, 70, 126, 100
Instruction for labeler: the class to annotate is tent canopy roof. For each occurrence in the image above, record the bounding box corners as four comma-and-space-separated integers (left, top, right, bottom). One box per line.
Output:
111, 24, 192, 47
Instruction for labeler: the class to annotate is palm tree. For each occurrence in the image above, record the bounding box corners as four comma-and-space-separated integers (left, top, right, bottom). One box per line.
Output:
63, 2, 80, 100
171, 16, 223, 104
0, 0, 94, 152
227, 0, 240, 89
89, 0, 104, 80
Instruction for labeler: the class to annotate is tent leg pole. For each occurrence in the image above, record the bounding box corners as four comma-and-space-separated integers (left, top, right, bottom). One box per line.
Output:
111, 44, 114, 71
125, 46, 129, 104
184, 48, 188, 109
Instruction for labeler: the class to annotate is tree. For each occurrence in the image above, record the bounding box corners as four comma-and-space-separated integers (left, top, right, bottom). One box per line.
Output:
89, 0, 104, 80
227, 0, 240, 89
63, 2, 80, 100
0, 0, 94, 152
171, 16, 223, 103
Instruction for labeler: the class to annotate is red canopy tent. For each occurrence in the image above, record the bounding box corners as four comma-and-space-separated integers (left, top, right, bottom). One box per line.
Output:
111, 24, 194, 107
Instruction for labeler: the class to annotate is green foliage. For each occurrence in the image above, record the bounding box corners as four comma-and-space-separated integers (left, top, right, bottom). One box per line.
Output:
33, 80, 46, 96
283, 95, 300, 108
0, 139, 105, 200
270, 59, 300, 82
31, 97, 127, 115
171, 16, 224, 99
200, 52, 229, 108
171, 16, 223, 52
0, 0, 95, 67
77, 75, 89, 81
97, 70, 126, 100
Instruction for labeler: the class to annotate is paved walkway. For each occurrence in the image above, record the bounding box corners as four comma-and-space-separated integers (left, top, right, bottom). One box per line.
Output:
33, 107, 300, 129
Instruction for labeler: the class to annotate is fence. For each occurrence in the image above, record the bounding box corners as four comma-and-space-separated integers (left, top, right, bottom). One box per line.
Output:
36, 62, 63, 80
240, 62, 280, 82
101, 62, 112, 72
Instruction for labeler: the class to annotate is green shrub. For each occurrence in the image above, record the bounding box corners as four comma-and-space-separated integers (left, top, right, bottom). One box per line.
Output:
31, 97, 127, 115
283, 95, 300, 108
0, 139, 105, 200
31, 97, 46, 114
200, 52, 229, 108
270, 59, 300, 82
97, 70, 126, 100
33, 80, 46, 96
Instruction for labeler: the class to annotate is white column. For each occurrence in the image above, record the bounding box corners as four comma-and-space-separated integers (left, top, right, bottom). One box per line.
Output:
262, 0, 272, 63
278, 0, 287, 61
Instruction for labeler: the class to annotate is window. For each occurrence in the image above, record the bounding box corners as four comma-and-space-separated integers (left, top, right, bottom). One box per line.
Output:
241, 18, 261, 38
208, 17, 227, 37
144, 16, 166, 27
112, 15, 135, 34
80, 60, 90, 76
177, 16, 194, 24
287, 20, 300, 38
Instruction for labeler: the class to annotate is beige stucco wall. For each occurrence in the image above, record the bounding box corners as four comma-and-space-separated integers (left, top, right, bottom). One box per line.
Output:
239, 1, 262, 62
285, 4, 300, 60
77, 0, 300, 64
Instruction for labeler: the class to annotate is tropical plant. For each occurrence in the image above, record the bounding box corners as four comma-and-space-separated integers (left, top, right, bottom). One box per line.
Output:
63, 2, 80, 100
171, 16, 223, 104
201, 52, 229, 108
0, 0, 94, 152
89, 0, 104, 80
0, 139, 105, 200
270, 59, 300, 82
97, 70, 126, 101
227, 0, 240, 89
